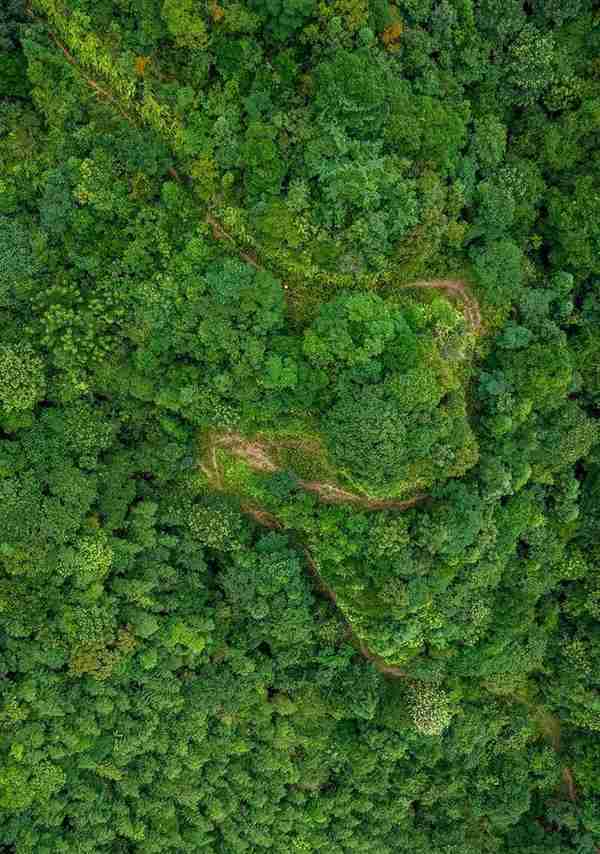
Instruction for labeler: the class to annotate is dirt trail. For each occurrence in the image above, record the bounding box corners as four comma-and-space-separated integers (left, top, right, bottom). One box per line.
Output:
35, 22, 481, 337
27, 10, 136, 123
206, 217, 482, 333
562, 767, 577, 802
301, 542, 406, 679
208, 432, 415, 677
35, 15, 407, 680
211, 434, 412, 678
204, 211, 482, 333
400, 278, 483, 334
40, 21, 583, 798
301, 480, 427, 510
33, 14, 482, 337
205, 215, 263, 272
211, 432, 428, 512
204, 212, 482, 334
217, 433, 279, 472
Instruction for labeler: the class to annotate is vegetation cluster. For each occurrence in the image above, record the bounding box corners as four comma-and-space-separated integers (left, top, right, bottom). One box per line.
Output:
1, 0, 600, 852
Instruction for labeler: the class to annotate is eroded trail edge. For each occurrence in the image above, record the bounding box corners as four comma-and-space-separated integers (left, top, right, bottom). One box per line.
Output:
206, 218, 484, 335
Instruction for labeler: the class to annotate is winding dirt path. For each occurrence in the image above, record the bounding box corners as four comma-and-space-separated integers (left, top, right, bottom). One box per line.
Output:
197, 270, 480, 673
302, 548, 407, 677
26, 9, 137, 123
35, 7, 410, 681
205, 214, 263, 272
210, 432, 428, 512
205, 218, 483, 333
241, 503, 407, 678
31, 10, 482, 334
33, 16, 481, 337
204, 213, 483, 334
39, 19, 582, 814
207, 431, 417, 678
400, 278, 483, 334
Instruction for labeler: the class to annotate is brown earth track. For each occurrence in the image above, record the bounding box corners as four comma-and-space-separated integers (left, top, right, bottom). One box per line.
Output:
215, 436, 411, 678
205, 217, 483, 333
205, 214, 263, 272
300, 481, 427, 510
217, 433, 279, 473
208, 433, 415, 678
302, 548, 406, 677
31, 13, 482, 335
562, 767, 577, 802
205, 209, 482, 333
400, 278, 483, 334
33, 10, 407, 682
302, 542, 407, 679
26, 9, 136, 123
240, 505, 283, 531
204, 212, 483, 334
238, 503, 402, 674
211, 432, 428, 511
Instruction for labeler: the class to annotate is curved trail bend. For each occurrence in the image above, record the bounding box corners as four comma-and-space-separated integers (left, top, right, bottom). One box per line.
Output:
205, 216, 483, 334
202, 276, 482, 672
209, 432, 428, 512
204, 432, 419, 677
39, 21, 578, 805
38, 26, 472, 682
36, 6, 416, 684
400, 278, 483, 334
30, 19, 482, 334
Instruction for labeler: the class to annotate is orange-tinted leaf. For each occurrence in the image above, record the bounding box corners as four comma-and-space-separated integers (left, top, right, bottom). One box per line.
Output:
135, 56, 151, 77
210, 2, 225, 22
381, 21, 403, 46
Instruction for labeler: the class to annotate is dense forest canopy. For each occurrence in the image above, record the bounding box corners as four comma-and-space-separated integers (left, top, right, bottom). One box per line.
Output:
1, 0, 600, 851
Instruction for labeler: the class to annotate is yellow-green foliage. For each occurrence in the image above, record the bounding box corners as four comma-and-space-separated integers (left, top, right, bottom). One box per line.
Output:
0, 345, 46, 413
